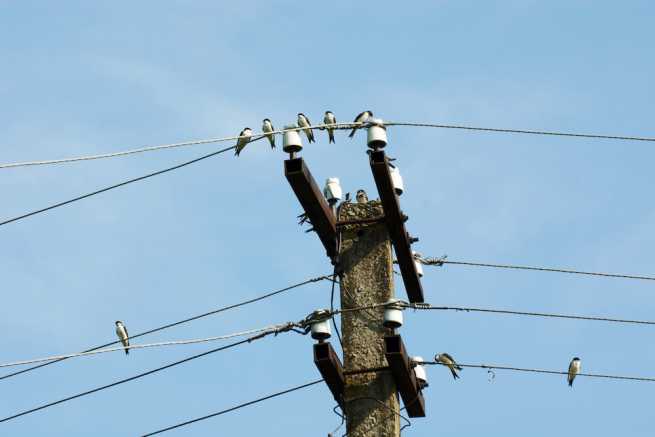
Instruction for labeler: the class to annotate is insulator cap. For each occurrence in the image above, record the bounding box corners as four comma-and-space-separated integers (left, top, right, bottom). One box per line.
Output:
383, 298, 404, 328
389, 163, 404, 195
283, 124, 303, 153
324, 177, 343, 203
413, 251, 424, 277
412, 356, 429, 389
367, 118, 387, 149
309, 309, 332, 340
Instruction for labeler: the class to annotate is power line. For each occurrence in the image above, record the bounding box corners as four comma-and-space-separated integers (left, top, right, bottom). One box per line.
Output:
3, 120, 654, 170
141, 379, 324, 436
0, 324, 288, 369
422, 360, 655, 383
0, 124, 352, 169
0, 275, 331, 382
409, 304, 655, 326
0, 325, 305, 423
0, 144, 235, 227
387, 122, 655, 142
419, 256, 655, 282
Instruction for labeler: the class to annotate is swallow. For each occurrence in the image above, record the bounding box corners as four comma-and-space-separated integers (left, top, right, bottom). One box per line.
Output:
435, 353, 462, 380
356, 189, 368, 204
115, 321, 130, 355
323, 111, 336, 144
567, 357, 581, 387
297, 113, 315, 143
234, 127, 253, 156
262, 119, 275, 149
348, 110, 373, 138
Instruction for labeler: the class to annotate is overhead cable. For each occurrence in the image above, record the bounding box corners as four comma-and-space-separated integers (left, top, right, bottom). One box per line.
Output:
3, 120, 653, 170
0, 322, 307, 423
0, 274, 331, 382
419, 255, 655, 282
422, 359, 655, 383
410, 304, 655, 326
0, 324, 286, 369
141, 379, 324, 436
0, 145, 235, 227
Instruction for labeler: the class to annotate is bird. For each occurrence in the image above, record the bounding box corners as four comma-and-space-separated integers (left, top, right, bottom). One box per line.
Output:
234, 127, 253, 156
115, 321, 130, 355
348, 110, 373, 138
356, 189, 368, 204
323, 111, 336, 144
297, 113, 315, 143
262, 119, 275, 149
435, 353, 462, 380
567, 357, 581, 387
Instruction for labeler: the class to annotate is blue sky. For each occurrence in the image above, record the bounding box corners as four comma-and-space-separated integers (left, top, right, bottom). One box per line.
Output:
1, 1, 654, 435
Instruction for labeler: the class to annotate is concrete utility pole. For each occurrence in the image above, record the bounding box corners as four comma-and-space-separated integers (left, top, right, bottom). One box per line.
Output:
338, 198, 400, 437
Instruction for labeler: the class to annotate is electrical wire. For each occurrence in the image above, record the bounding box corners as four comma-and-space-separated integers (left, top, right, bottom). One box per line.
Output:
419, 256, 655, 282
0, 274, 331, 382
386, 122, 655, 142
0, 144, 235, 227
0, 124, 352, 169
3, 120, 654, 170
0, 324, 289, 369
0, 323, 307, 423
141, 379, 324, 436
410, 304, 655, 326
422, 360, 655, 383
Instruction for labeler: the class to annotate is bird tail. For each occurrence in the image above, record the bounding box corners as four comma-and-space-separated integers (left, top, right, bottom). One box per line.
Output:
125, 347, 129, 355
450, 368, 460, 380
234, 148, 240, 156
309, 130, 315, 143
268, 136, 275, 149
328, 131, 335, 143
348, 128, 356, 138
568, 377, 574, 387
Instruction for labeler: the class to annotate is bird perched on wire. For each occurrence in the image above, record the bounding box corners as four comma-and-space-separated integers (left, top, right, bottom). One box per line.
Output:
567, 357, 581, 387
348, 110, 373, 138
355, 189, 368, 204
297, 113, 315, 143
262, 119, 275, 149
435, 353, 462, 379
323, 111, 336, 144
115, 321, 130, 355
234, 127, 253, 156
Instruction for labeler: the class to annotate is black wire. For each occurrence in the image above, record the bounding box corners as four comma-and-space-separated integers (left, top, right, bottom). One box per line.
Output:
141, 379, 324, 436
0, 144, 236, 227
0, 275, 330, 382
0, 334, 282, 423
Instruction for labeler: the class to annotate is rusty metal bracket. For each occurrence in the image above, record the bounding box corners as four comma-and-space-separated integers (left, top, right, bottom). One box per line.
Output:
314, 341, 345, 409
369, 150, 424, 303
384, 334, 425, 417
285, 158, 337, 259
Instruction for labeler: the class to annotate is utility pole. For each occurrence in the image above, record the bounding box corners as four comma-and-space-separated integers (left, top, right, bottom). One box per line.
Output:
338, 199, 400, 437
284, 120, 426, 436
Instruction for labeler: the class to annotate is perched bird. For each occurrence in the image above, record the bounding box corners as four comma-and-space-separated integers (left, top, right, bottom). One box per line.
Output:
567, 357, 581, 387
262, 119, 275, 149
356, 189, 368, 204
435, 353, 462, 380
297, 113, 315, 143
234, 127, 253, 156
323, 111, 336, 144
115, 321, 130, 355
348, 110, 373, 138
